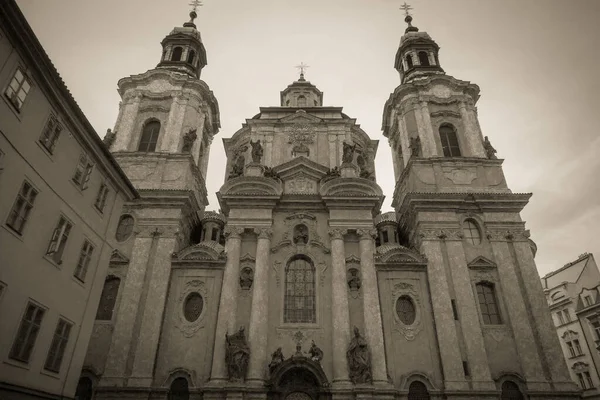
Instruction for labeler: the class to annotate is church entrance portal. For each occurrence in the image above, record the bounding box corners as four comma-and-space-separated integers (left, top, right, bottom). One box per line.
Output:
268, 359, 330, 400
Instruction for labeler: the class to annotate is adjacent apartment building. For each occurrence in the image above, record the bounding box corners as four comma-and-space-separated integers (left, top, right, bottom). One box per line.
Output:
543, 253, 600, 399
0, 1, 137, 399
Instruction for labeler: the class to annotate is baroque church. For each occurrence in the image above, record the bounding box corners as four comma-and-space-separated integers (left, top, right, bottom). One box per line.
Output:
79, 6, 580, 400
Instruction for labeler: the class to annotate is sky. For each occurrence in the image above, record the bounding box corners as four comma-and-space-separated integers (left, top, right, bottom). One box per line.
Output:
16, 0, 600, 277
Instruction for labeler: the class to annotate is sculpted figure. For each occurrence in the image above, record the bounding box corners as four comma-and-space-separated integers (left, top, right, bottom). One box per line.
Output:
342, 141, 356, 164
263, 166, 281, 181
250, 139, 263, 163
348, 269, 361, 290
293, 224, 309, 245
483, 136, 497, 159
239, 267, 254, 290
347, 326, 372, 384
181, 128, 197, 153
268, 347, 285, 375
321, 166, 341, 183
309, 340, 323, 363
409, 136, 421, 158
103, 128, 116, 148
225, 326, 250, 380
228, 155, 245, 179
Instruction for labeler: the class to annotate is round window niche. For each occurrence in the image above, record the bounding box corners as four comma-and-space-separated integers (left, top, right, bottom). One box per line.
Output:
396, 295, 416, 325
115, 214, 134, 242
183, 292, 204, 322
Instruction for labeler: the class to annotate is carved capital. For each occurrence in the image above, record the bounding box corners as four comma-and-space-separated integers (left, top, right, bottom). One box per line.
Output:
418, 228, 463, 241
328, 228, 346, 240
224, 226, 244, 239
255, 228, 273, 240
357, 228, 377, 240
486, 228, 529, 242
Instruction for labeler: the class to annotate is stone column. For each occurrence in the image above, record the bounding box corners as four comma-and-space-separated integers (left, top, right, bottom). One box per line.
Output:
247, 228, 272, 384
329, 228, 351, 385
209, 226, 244, 382
357, 229, 389, 385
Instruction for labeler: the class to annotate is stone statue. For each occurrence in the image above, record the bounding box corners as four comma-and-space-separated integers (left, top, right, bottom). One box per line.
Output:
268, 347, 285, 375
409, 136, 421, 158
347, 326, 372, 384
342, 141, 356, 164
250, 139, 263, 163
103, 128, 116, 148
321, 166, 341, 183
263, 166, 281, 181
225, 326, 250, 380
293, 224, 309, 245
483, 136, 497, 159
348, 269, 361, 290
181, 128, 197, 153
228, 155, 246, 179
293, 343, 303, 358
309, 340, 323, 363
239, 267, 254, 290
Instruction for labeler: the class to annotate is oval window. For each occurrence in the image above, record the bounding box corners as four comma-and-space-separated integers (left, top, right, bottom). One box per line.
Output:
183, 292, 204, 322
396, 295, 416, 325
115, 215, 134, 242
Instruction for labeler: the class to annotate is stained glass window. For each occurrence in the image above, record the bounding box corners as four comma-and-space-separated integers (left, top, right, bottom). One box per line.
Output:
183, 292, 203, 322
396, 296, 416, 325
408, 381, 430, 400
476, 282, 502, 325
284, 256, 316, 323
500, 381, 523, 400
96, 277, 120, 320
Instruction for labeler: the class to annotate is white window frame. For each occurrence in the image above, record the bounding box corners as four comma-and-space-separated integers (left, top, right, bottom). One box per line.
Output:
6, 180, 38, 234
74, 240, 94, 282
94, 183, 109, 212
72, 153, 94, 190
4, 67, 32, 112
39, 114, 62, 153
46, 216, 72, 264
44, 317, 72, 373
9, 301, 46, 363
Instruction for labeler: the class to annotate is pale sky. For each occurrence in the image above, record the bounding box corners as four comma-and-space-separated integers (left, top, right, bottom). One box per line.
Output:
16, 0, 600, 277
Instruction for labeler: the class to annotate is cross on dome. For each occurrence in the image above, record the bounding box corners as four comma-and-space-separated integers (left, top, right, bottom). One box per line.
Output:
400, 2, 413, 16
189, 0, 203, 13
295, 62, 310, 81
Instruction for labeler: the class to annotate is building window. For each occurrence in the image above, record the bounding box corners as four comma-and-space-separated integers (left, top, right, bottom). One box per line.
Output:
72, 153, 94, 190
439, 124, 461, 157
557, 311, 565, 325
115, 214, 134, 242
476, 282, 501, 324
407, 381, 430, 400
211, 227, 218, 241
396, 296, 416, 325
585, 371, 594, 389
187, 49, 196, 65
4, 67, 31, 111
74, 240, 94, 282
138, 120, 160, 152
9, 302, 45, 363
183, 292, 203, 322
406, 54, 414, 69
96, 276, 120, 320
563, 309, 571, 322
418, 51, 430, 66
94, 183, 109, 212
573, 339, 583, 355
284, 255, 316, 323
169, 377, 190, 400
566, 341, 576, 357
577, 372, 594, 389
297, 95, 307, 108
500, 381, 524, 400
172, 47, 183, 61
44, 318, 72, 373
75, 377, 93, 400
46, 216, 72, 264
592, 320, 600, 340
6, 180, 38, 234
39, 114, 62, 153
382, 231, 389, 243
584, 295, 593, 307
462, 219, 481, 245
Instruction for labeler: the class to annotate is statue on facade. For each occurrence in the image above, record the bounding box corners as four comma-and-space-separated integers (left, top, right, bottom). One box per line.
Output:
263, 166, 281, 181
250, 139, 263, 163
321, 166, 341, 183
225, 326, 250, 380
293, 224, 309, 245
293, 343, 304, 358
268, 347, 285, 375
342, 141, 356, 164
348, 269, 361, 290
483, 136, 497, 159
309, 340, 323, 363
347, 326, 372, 384
239, 267, 254, 290
409, 136, 421, 158
228, 154, 246, 179
103, 128, 116, 148
181, 128, 197, 153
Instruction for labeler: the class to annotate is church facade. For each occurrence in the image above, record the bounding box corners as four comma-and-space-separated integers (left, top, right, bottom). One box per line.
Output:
79, 9, 580, 400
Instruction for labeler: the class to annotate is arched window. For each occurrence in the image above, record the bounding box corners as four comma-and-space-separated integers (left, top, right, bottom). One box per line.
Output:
95, 276, 120, 321
406, 54, 414, 69
115, 214, 134, 242
463, 219, 481, 245
297, 95, 307, 108
476, 282, 501, 325
408, 381, 430, 400
501, 381, 524, 400
418, 51, 430, 66
396, 296, 416, 325
169, 377, 190, 400
187, 49, 196, 65
172, 47, 183, 62
439, 124, 461, 157
138, 120, 160, 152
75, 377, 93, 400
284, 256, 316, 323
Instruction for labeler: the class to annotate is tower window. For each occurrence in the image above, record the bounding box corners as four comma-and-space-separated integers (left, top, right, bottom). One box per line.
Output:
418, 51, 430, 66
500, 381, 524, 400
138, 120, 160, 152
284, 255, 316, 323
406, 54, 413, 69
476, 282, 501, 325
439, 124, 461, 157
172, 47, 183, 62
462, 219, 481, 245
408, 381, 430, 400
169, 377, 190, 400
187, 49, 196, 65
297, 95, 307, 107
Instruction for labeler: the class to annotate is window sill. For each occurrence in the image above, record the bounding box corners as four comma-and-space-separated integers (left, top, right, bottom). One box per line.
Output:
3, 357, 30, 371
2, 223, 25, 242
2, 93, 24, 121
43, 254, 63, 269
35, 140, 56, 162
69, 179, 86, 195
72, 275, 86, 288
40, 368, 61, 379
568, 353, 585, 359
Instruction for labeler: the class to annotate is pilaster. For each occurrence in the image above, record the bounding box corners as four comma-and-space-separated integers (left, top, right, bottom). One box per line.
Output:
417, 101, 436, 158
162, 94, 189, 152
113, 95, 141, 152
458, 101, 485, 158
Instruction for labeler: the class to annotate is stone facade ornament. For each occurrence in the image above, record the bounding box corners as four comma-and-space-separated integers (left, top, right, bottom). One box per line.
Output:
224, 226, 244, 239
263, 166, 282, 181
268, 347, 285, 375
309, 340, 323, 363
225, 326, 250, 380
347, 268, 361, 291
174, 280, 208, 338
342, 141, 356, 164
250, 139, 263, 163
392, 282, 423, 341
347, 326, 372, 384
483, 136, 497, 159
289, 122, 316, 145
293, 224, 309, 244
321, 166, 340, 183
228, 146, 247, 179
181, 128, 197, 153
286, 175, 317, 194
409, 136, 422, 158
328, 228, 345, 241
239, 267, 254, 290
103, 128, 116, 148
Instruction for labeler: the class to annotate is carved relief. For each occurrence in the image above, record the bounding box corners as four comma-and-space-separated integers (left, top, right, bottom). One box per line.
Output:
348, 268, 361, 299
239, 267, 254, 292
286, 174, 317, 194
275, 328, 323, 344
174, 279, 208, 337
318, 262, 327, 288
414, 168, 436, 185
272, 261, 281, 287
444, 168, 477, 185
289, 122, 316, 145
392, 282, 423, 341
418, 228, 463, 241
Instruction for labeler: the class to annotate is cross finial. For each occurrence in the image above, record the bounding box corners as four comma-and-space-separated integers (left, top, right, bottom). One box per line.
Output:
400, 2, 413, 16
295, 62, 310, 80
189, 0, 203, 13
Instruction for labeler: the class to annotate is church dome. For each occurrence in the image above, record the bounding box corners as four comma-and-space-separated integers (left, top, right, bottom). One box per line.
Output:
280, 73, 323, 108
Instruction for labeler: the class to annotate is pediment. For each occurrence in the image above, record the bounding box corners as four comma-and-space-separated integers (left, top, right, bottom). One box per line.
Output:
110, 249, 130, 264
279, 110, 323, 124
176, 241, 226, 261
345, 255, 361, 264
467, 256, 497, 270
319, 177, 383, 198
219, 176, 283, 197
275, 156, 329, 180
376, 244, 427, 264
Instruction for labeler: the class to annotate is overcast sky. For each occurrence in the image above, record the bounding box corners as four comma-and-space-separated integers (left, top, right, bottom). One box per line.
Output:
16, 0, 600, 277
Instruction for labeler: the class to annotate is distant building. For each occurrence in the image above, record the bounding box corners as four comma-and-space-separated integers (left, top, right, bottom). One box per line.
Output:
543, 253, 600, 398
0, 1, 137, 399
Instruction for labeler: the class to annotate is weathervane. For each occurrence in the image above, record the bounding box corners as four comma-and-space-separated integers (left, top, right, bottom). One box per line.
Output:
400, 2, 413, 17
295, 62, 310, 80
